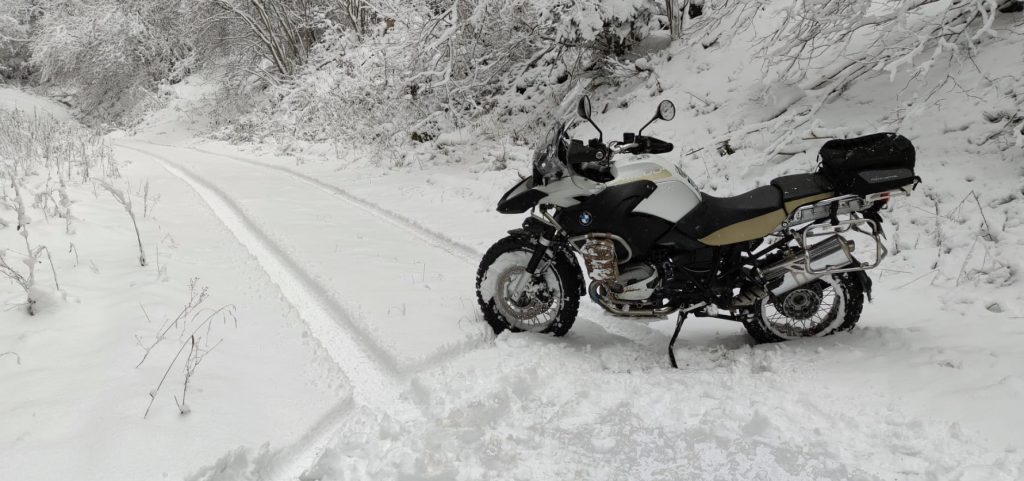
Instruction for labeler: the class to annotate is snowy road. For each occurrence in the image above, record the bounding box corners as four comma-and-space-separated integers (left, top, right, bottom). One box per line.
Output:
118, 141, 491, 371
107, 139, 1024, 480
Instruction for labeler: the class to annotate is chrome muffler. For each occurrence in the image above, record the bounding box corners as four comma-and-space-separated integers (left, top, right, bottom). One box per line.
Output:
761, 235, 856, 295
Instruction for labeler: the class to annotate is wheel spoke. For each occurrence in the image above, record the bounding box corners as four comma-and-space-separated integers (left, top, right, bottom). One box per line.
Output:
761, 277, 847, 338
493, 259, 564, 331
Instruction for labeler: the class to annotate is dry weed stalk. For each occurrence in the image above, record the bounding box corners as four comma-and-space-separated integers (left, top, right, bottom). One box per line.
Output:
136, 278, 237, 418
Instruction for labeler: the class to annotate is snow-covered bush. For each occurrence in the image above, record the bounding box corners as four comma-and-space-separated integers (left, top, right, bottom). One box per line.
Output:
203, 0, 322, 78
29, 0, 194, 124
0, 107, 118, 314
0, 182, 60, 315
216, 0, 669, 155
757, 0, 1011, 87
0, 0, 35, 81
0, 108, 116, 181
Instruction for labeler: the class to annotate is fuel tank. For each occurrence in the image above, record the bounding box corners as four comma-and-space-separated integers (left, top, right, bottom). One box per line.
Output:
610, 157, 702, 223
555, 157, 704, 260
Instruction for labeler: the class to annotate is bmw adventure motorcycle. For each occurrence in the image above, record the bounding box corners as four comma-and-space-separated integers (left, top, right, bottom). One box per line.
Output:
475, 95, 920, 366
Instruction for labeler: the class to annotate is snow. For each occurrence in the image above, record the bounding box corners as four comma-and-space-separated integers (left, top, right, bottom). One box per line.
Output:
3, 4, 1024, 481
0, 90, 339, 481
0, 86, 73, 121
109, 130, 1021, 479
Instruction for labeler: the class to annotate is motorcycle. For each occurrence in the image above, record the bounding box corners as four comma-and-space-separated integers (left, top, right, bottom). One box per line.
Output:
475, 95, 920, 366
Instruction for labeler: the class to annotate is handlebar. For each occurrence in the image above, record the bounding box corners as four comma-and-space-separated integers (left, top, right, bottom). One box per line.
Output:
609, 142, 640, 153
566, 135, 674, 167
608, 135, 674, 155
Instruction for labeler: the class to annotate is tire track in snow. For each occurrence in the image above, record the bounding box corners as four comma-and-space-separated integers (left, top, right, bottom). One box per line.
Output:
260, 399, 354, 481
116, 143, 423, 480
157, 142, 480, 264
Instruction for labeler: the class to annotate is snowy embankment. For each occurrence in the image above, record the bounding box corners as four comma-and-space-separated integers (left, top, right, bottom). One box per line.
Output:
0, 88, 339, 481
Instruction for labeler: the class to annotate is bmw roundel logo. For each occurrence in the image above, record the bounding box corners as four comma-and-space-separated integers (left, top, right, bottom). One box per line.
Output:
579, 211, 593, 226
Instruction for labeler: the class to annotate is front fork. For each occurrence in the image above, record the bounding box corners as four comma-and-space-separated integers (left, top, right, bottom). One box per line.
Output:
508, 214, 562, 297
511, 236, 552, 297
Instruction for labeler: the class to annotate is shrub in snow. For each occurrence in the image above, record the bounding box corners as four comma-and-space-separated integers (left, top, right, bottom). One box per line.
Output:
204, 0, 321, 77
136, 278, 237, 418
29, 0, 194, 124
214, 0, 671, 154
0, 182, 60, 315
0, 0, 34, 81
0, 106, 119, 315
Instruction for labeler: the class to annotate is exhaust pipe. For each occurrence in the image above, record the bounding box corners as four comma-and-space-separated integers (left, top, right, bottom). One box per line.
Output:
761, 235, 855, 295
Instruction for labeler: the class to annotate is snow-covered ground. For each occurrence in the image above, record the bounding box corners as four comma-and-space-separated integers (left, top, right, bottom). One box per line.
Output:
4, 8, 1024, 481
0, 87, 73, 122
0, 87, 340, 481
81, 134, 1017, 480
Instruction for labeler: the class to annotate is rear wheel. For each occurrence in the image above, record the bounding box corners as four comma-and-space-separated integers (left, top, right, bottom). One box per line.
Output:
743, 273, 864, 343
476, 236, 581, 336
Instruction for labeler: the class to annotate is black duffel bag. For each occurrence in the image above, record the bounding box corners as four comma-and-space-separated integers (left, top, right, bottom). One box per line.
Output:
818, 133, 919, 195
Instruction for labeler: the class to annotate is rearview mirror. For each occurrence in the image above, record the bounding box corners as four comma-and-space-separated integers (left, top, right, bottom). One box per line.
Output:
577, 95, 603, 142
657, 100, 676, 121
638, 99, 676, 137
577, 96, 593, 120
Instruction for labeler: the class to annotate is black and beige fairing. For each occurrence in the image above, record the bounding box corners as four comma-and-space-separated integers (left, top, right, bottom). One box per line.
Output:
496, 174, 606, 214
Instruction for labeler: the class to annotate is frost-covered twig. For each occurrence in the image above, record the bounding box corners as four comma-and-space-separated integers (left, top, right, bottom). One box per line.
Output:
971, 192, 996, 241
96, 179, 146, 267
138, 180, 159, 218
175, 334, 224, 415
136, 278, 208, 369
142, 292, 236, 418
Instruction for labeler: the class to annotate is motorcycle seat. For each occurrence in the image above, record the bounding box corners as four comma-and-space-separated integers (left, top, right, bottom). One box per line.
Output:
677, 177, 836, 246
677, 185, 783, 246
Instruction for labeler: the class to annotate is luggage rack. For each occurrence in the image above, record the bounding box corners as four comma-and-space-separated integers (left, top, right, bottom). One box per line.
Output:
777, 185, 913, 231
775, 185, 912, 275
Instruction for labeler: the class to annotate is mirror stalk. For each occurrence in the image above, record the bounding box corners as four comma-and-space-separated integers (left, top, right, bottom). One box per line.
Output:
587, 119, 604, 143
637, 115, 657, 138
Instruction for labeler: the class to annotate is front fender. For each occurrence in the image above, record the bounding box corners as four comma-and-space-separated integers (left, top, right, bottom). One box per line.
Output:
497, 176, 545, 214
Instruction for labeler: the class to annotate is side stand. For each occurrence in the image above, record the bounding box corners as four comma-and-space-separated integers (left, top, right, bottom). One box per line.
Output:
668, 311, 688, 369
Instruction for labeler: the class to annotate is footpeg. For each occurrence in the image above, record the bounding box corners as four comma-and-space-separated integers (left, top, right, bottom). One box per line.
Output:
731, 286, 767, 307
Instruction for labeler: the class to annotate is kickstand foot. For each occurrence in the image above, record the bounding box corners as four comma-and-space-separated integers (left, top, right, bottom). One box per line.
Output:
668, 312, 688, 369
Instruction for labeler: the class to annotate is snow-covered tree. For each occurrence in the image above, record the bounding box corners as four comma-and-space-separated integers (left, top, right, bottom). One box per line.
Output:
0, 0, 37, 81
28, 0, 194, 122
228, 0, 669, 148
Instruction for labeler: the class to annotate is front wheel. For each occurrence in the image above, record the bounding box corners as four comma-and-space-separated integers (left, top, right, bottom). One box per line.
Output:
476, 236, 582, 336
743, 273, 865, 343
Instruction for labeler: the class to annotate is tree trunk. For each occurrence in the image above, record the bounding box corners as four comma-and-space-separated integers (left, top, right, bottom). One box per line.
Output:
665, 0, 682, 38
